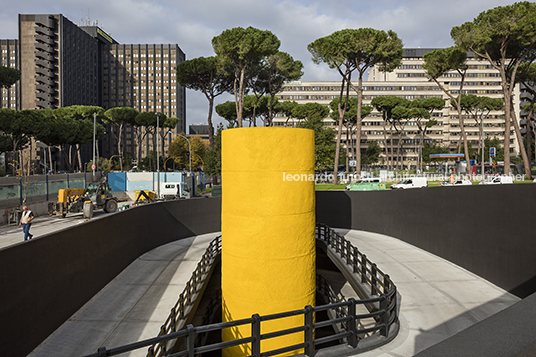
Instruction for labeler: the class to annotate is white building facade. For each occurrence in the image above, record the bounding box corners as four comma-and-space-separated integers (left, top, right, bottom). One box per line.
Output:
275, 49, 520, 169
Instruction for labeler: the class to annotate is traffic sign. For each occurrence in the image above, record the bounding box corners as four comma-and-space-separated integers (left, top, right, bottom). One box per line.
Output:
490, 147, 496, 158
91, 164, 96, 170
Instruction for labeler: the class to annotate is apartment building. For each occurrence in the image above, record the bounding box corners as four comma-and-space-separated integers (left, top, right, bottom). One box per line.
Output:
275, 49, 520, 168
0, 14, 186, 172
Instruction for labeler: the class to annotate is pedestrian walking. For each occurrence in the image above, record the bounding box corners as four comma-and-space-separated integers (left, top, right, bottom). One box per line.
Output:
19, 206, 35, 241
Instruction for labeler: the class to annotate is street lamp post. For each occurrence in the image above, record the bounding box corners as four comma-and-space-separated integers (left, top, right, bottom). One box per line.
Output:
93, 112, 96, 182
177, 133, 191, 173
481, 112, 485, 184
156, 113, 160, 198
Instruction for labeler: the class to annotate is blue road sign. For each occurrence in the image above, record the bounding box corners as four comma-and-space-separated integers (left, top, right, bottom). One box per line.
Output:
490, 147, 496, 158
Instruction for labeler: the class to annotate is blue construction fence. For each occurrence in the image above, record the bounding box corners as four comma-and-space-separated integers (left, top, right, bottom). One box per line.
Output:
107, 172, 205, 193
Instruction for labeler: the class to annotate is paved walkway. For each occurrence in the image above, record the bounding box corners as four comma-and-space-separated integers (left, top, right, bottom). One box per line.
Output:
333, 229, 520, 357
27, 229, 519, 357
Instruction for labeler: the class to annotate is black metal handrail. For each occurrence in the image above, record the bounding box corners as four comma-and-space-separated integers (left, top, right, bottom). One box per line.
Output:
147, 236, 221, 356
83, 225, 398, 357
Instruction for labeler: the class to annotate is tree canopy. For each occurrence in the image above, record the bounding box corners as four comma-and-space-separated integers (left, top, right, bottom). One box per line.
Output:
176, 56, 233, 148
451, 1, 536, 175
0, 66, 21, 89
308, 28, 403, 181
212, 26, 280, 127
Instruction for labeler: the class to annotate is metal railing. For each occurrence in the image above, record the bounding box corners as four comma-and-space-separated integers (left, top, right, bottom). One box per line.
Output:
83, 225, 398, 357
316, 224, 397, 299
148, 236, 222, 356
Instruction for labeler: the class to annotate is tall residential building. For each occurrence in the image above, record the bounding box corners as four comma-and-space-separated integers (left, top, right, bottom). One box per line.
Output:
275, 49, 521, 169
0, 14, 186, 172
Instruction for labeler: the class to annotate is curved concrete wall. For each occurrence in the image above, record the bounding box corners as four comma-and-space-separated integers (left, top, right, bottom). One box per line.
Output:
316, 184, 536, 299
0, 197, 221, 357
3, 184, 536, 356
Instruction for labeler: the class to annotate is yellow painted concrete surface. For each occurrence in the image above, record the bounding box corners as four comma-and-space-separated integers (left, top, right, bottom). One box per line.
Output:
221, 127, 316, 356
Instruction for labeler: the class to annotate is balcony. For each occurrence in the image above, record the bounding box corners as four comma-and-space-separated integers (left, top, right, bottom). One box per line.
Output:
34, 43, 57, 55
34, 26, 55, 37
35, 60, 56, 70
35, 76, 57, 87
36, 84, 57, 95
35, 67, 57, 79
35, 35, 55, 45
35, 100, 55, 109
35, 51, 56, 62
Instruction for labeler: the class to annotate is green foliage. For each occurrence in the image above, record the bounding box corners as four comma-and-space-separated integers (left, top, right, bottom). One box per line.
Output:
361, 141, 381, 166
247, 51, 304, 126
204, 123, 223, 176
293, 102, 329, 121
422, 143, 450, 164
0, 66, 21, 89
168, 134, 207, 171
297, 104, 336, 170
103, 107, 138, 126
176, 56, 233, 147
212, 27, 280, 66
308, 28, 404, 75
176, 56, 233, 95
422, 47, 467, 79
212, 26, 281, 126
138, 151, 163, 172
215, 101, 238, 127
329, 97, 371, 122
371, 96, 409, 120
451, 2, 536, 65
451, 2, 536, 174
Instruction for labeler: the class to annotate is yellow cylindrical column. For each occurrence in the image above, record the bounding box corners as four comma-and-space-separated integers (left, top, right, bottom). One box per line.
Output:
221, 127, 316, 357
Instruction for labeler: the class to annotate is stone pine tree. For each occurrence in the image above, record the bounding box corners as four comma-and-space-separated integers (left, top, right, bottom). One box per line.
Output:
212, 27, 280, 127
0, 66, 20, 89
103, 107, 139, 171
248, 51, 304, 126
371, 96, 408, 169
308, 28, 403, 182
423, 47, 473, 176
176, 56, 233, 148
459, 94, 503, 158
410, 98, 446, 172
451, 1, 536, 175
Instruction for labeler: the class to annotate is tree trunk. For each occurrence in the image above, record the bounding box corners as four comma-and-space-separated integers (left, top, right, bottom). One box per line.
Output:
349, 75, 365, 176
207, 97, 215, 149
118, 124, 124, 172
500, 70, 511, 175
48, 146, 53, 174
333, 78, 350, 185
389, 123, 395, 170
457, 101, 472, 176
509, 98, 531, 179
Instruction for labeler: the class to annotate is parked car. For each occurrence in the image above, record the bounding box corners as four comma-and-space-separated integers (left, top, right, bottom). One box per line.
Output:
391, 177, 427, 189
441, 179, 472, 186
479, 176, 514, 185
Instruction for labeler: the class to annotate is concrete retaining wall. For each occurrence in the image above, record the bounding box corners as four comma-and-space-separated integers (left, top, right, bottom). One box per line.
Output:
316, 184, 536, 298
0, 197, 221, 357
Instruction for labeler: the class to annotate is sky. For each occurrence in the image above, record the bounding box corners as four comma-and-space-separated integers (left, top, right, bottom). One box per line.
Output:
0, 0, 521, 128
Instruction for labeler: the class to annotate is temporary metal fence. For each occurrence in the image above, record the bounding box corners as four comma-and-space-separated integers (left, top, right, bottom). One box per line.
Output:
83, 224, 398, 357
